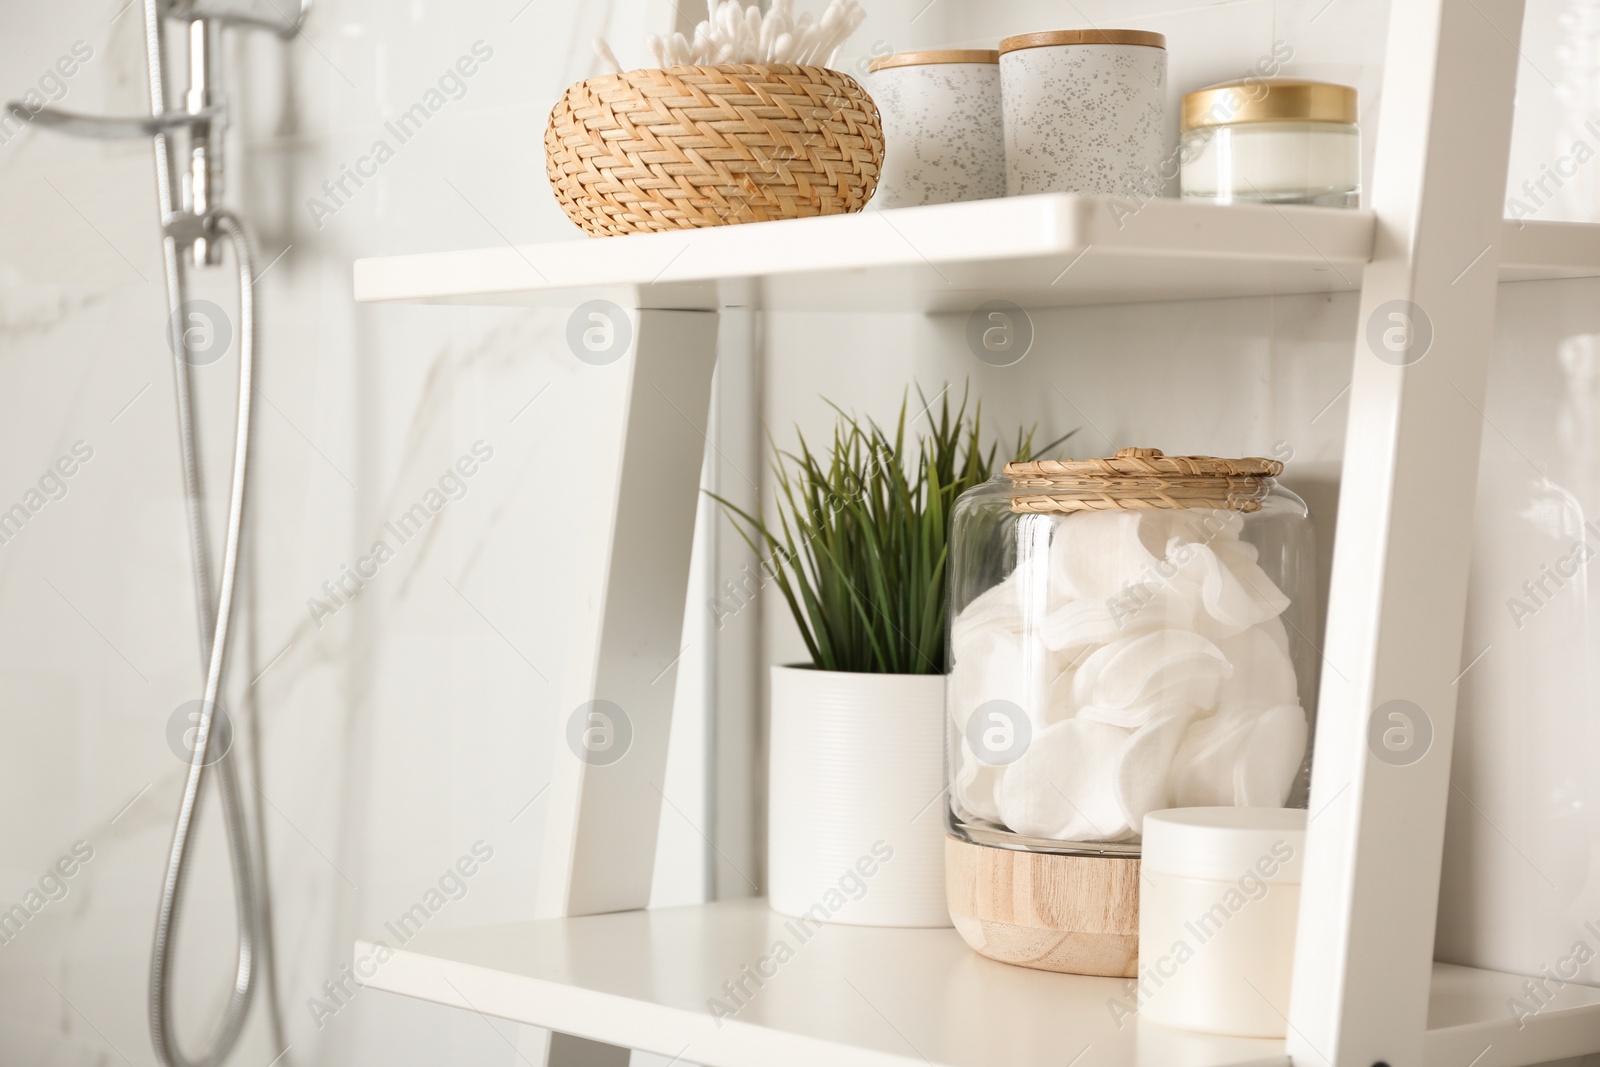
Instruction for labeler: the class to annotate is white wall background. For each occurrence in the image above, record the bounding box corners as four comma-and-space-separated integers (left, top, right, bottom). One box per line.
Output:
0, 3, 708, 1065
0, 0, 1597, 1065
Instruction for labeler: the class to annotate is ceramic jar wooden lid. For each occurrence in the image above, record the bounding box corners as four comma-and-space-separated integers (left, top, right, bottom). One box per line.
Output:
867, 49, 998, 72
998, 30, 1167, 197
867, 48, 1006, 208
999, 28, 1167, 53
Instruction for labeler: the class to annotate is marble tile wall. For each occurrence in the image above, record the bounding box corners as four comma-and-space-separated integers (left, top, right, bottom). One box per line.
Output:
0, 2, 705, 1065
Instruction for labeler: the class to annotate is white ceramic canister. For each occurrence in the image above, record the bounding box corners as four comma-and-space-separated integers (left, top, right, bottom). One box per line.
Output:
1137, 807, 1308, 1037
998, 29, 1167, 197
768, 665, 950, 927
866, 50, 1005, 208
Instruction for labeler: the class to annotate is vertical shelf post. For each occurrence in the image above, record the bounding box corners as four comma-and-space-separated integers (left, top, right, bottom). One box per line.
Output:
1288, 0, 1527, 1064
530, 304, 719, 1066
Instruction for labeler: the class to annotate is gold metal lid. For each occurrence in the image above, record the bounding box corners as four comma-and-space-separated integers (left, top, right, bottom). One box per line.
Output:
867, 49, 999, 72
998, 29, 1166, 54
1182, 79, 1358, 130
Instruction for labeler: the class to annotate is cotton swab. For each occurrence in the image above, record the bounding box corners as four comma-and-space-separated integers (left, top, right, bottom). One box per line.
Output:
593, 37, 624, 75
595, 0, 867, 70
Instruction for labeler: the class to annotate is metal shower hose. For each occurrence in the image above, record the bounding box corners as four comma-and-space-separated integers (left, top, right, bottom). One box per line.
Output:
147, 208, 259, 1067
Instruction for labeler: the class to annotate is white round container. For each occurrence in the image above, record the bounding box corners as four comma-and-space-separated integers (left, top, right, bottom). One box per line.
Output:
1180, 80, 1360, 207
1137, 807, 1307, 1036
998, 29, 1167, 197
867, 50, 1005, 208
768, 665, 950, 927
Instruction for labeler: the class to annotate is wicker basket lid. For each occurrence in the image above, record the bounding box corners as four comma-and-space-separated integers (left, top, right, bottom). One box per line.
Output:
1003, 447, 1282, 513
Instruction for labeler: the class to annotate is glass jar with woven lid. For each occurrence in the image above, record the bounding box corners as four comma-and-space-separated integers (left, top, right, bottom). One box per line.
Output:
945, 447, 1318, 855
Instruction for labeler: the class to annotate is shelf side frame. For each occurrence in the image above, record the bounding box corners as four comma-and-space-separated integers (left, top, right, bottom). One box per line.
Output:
1287, 0, 1527, 1063
528, 306, 720, 1066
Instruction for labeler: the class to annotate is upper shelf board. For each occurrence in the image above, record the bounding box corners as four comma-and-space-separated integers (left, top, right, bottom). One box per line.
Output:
351, 193, 1600, 313
354, 193, 1372, 312
356, 898, 1600, 1067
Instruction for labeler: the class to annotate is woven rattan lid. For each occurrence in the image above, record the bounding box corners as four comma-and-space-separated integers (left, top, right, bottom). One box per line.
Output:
1003, 447, 1282, 514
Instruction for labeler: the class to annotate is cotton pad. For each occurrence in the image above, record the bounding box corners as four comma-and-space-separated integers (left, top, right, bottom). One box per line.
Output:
952, 737, 1006, 825
1168, 708, 1258, 807
1049, 510, 1164, 601
1214, 623, 1300, 709
1258, 613, 1291, 655
1103, 577, 1205, 637
1041, 579, 1202, 655
948, 627, 1051, 830
1045, 659, 1080, 724
1158, 507, 1245, 547
948, 626, 1050, 731
950, 571, 1025, 645
1071, 629, 1232, 713
1039, 596, 1134, 655
1174, 538, 1292, 638
1114, 709, 1196, 827
1079, 695, 1197, 730
1234, 704, 1308, 806
1000, 718, 1132, 841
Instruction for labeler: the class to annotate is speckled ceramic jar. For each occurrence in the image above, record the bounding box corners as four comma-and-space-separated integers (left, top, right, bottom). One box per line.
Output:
999, 29, 1167, 197
867, 50, 1005, 208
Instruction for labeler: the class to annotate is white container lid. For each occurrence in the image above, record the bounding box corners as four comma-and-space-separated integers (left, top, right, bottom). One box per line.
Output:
1142, 807, 1307, 884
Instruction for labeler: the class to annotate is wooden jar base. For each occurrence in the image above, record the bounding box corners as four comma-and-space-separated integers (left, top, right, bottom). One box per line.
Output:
945, 833, 1140, 977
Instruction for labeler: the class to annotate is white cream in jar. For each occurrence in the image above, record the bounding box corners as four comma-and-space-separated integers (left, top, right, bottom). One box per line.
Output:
1180, 79, 1359, 207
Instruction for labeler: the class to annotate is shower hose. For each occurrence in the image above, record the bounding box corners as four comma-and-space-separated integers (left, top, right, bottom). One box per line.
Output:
38, 2, 313, 1063
134, 1, 262, 1059
147, 209, 260, 1067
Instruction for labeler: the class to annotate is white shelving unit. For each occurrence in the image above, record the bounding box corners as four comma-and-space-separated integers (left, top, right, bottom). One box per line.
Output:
353, 192, 1600, 312
352, 1, 1600, 1063
356, 899, 1600, 1067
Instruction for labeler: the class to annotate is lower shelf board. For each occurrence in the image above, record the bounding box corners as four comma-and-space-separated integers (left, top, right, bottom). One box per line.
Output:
354, 898, 1600, 1067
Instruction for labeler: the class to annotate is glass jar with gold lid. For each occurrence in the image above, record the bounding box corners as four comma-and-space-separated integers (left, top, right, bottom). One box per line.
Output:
1180, 79, 1359, 207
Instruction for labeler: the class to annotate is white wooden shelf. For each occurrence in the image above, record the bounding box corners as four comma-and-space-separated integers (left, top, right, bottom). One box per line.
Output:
356, 898, 1600, 1067
351, 193, 1600, 312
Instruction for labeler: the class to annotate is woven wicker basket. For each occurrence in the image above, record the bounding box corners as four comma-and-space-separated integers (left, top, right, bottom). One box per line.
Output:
545, 64, 884, 237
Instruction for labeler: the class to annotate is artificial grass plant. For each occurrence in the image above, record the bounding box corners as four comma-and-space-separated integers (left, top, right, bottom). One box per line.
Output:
712, 386, 1071, 675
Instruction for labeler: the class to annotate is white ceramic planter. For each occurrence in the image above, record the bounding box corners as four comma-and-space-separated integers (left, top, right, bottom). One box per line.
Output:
999, 29, 1167, 197
867, 50, 1005, 208
768, 665, 950, 927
